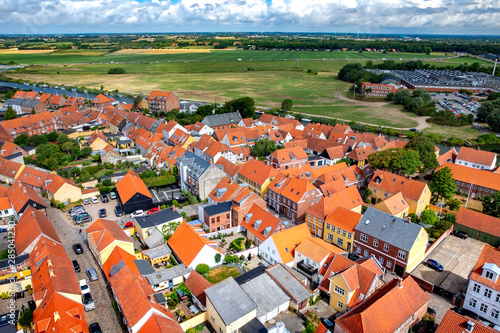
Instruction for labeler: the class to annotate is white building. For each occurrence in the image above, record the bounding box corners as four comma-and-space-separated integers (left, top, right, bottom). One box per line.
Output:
455, 147, 497, 171
463, 244, 500, 326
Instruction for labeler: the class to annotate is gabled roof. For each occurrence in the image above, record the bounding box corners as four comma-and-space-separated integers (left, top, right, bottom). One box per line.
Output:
202, 112, 242, 128
436, 309, 497, 333
138, 313, 184, 333
325, 206, 362, 233
346, 145, 376, 161
369, 169, 429, 201
6, 181, 45, 213
456, 146, 497, 166
355, 207, 425, 252
184, 271, 212, 307
240, 204, 285, 242
270, 147, 308, 164
147, 90, 174, 101
115, 169, 152, 203
92, 93, 114, 104
238, 158, 280, 186
208, 177, 250, 203
15, 206, 61, 254
269, 223, 311, 263
214, 157, 241, 178
438, 147, 458, 166
334, 276, 430, 333
86, 219, 133, 254
372, 192, 409, 216
33, 293, 88, 333
437, 163, 500, 192
102, 246, 140, 279
306, 137, 339, 154
177, 151, 211, 179
307, 186, 362, 219
45, 174, 79, 194
295, 237, 346, 263
456, 207, 500, 238
470, 244, 500, 292
168, 222, 221, 267
284, 139, 308, 150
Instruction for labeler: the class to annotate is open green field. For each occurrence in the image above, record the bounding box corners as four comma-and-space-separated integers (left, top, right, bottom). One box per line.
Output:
0, 49, 449, 65
422, 124, 482, 140
438, 56, 494, 65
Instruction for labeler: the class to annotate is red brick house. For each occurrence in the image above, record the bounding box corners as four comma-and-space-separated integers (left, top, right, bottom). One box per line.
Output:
268, 147, 308, 171
147, 90, 180, 113
202, 202, 233, 233
361, 82, 405, 97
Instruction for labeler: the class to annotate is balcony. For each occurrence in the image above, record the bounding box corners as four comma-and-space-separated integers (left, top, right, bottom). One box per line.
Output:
297, 260, 318, 277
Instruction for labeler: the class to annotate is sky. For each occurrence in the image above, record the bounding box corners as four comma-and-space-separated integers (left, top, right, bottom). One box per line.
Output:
1, 0, 500, 35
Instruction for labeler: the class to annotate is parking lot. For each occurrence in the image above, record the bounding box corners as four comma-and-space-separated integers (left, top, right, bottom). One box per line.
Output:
72, 194, 132, 228
432, 92, 480, 116
411, 235, 485, 295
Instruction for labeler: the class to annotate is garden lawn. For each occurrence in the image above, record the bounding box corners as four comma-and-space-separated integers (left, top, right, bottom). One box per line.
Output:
206, 266, 241, 284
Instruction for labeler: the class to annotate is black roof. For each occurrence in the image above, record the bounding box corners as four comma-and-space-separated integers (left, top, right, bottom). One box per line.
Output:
203, 202, 232, 217
134, 207, 182, 229
239, 317, 268, 333
0, 254, 29, 270
3, 152, 23, 161
133, 259, 155, 276
98, 171, 127, 181
234, 265, 266, 285
0, 310, 18, 332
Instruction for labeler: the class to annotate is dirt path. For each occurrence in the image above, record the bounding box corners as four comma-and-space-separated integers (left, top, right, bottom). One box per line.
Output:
333, 90, 392, 106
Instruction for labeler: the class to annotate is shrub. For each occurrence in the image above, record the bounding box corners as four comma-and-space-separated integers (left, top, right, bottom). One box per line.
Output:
108, 67, 126, 74
160, 205, 167, 210
224, 254, 234, 264
196, 264, 210, 275
215, 253, 222, 263
0, 292, 10, 299
230, 237, 245, 252
172, 200, 179, 206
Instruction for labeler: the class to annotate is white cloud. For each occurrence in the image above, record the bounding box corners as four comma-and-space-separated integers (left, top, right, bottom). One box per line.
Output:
0, 0, 499, 34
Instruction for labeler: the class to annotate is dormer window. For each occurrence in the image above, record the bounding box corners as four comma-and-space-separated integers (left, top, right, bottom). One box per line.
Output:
483, 263, 500, 282
486, 271, 494, 279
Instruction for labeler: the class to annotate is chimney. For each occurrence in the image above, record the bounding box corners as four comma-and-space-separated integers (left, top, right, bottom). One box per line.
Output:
229, 178, 233, 184
397, 278, 403, 289
406, 217, 411, 224
172, 205, 175, 211
466, 321, 475, 332
49, 269, 54, 277
276, 322, 285, 333
53, 311, 60, 322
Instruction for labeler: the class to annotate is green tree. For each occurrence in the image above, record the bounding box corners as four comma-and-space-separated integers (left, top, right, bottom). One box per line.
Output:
420, 209, 438, 226
196, 264, 210, 275
367, 148, 420, 176
281, 99, 293, 112
223, 97, 256, 119
214, 253, 222, 264
412, 89, 432, 103
405, 136, 439, 172
224, 255, 234, 264
13, 133, 29, 146
394, 89, 412, 105
446, 198, 462, 211
107, 68, 125, 74
18, 308, 33, 328
399, 149, 421, 176
423, 47, 432, 55
405, 97, 424, 113
482, 191, 500, 218
61, 141, 73, 153
486, 110, 500, 132
46, 131, 59, 142
133, 95, 143, 109
3, 106, 17, 120
81, 147, 92, 157
429, 167, 456, 203
251, 138, 278, 158
57, 133, 69, 145
338, 63, 365, 83
70, 167, 81, 178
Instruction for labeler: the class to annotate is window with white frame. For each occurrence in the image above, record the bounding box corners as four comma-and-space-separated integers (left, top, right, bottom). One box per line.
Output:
337, 238, 344, 247
373, 239, 378, 247
327, 234, 333, 241
360, 234, 368, 242
356, 246, 361, 254
397, 250, 406, 260
337, 227, 341, 234
364, 250, 369, 256
496, 294, 500, 303
334, 286, 345, 296
480, 303, 488, 313
379, 257, 384, 265
338, 301, 343, 309
384, 244, 389, 252
386, 261, 392, 269
485, 288, 493, 298
348, 233, 352, 239
469, 298, 477, 308
473, 283, 481, 293
486, 271, 494, 280
492, 309, 499, 319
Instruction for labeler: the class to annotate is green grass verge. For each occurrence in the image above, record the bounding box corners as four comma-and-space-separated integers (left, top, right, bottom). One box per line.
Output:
206, 266, 241, 284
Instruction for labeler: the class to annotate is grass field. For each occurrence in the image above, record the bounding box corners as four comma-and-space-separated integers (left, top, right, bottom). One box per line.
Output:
422, 124, 482, 140
0, 49, 448, 65
206, 266, 241, 284
438, 56, 494, 65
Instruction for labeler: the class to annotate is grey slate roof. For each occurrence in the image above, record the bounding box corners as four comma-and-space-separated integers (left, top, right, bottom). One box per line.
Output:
143, 228, 165, 249
266, 264, 312, 303
133, 259, 155, 276
146, 264, 192, 285
134, 207, 181, 229
142, 244, 172, 260
0, 254, 29, 270
239, 317, 268, 333
205, 277, 258, 325
202, 112, 242, 128
240, 272, 290, 319
355, 207, 424, 252
177, 151, 210, 179
203, 201, 232, 217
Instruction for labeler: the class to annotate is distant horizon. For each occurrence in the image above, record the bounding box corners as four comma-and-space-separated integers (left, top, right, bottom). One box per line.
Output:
2, 0, 500, 36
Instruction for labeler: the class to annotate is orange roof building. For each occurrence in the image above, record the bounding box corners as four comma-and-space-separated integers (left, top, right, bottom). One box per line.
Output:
184, 271, 212, 309
437, 163, 500, 199
91, 93, 115, 108
115, 170, 153, 214
436, 309, 498, 333
6, 180, 46, 216
456, 146, 498, 170
168, 222, 222, 269
147, 90, 180, 113
268, 147, 308, 171
102, 246, 141, 279
372, 191, 410, 218
240, 203, 288, 246
259, 223, 312, 265
323, 206, 362, 251
334, 276, 430, 333
237, 158, 280, 199
15, 206, 61, 255
86, 218, 135, 265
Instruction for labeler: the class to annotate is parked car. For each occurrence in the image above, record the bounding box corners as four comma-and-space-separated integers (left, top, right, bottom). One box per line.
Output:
69, 205, 84, 214
73, 212, 90, 221
147, 207, 159, 215
82, 198, 90, 205
82, 293, 95, 311
98, 209, 107, 218
79, 279, 90, 295
114, 206, 124, 217
91, 197, 99, 204
100, 193, 109, 203
87, 268, 98, 281
76, 216, 93, 224
426, 259, 444, 272
89, 323, 102, 333
124, 221, 134, 228
70, 208, 86, 217
73, 243, 83, 255
451, 307, 478, 320
72, 260, 80, 273
452, 230, 468, 239
131, 210, 144, 218
109, 192, 117, 200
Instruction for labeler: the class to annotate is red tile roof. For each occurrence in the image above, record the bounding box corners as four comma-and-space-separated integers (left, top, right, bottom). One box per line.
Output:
437, 163, 500, 192
34, 293, 89, 333
325, 206, 362, 233
470, 244, 500, 292
208, 177, 251, 203
238, 158, 280, 186
138, 313, 183, 333
102, 246, 140, 279
346, 145, 376, 161
214, 157, 241, 178
240, 204, 285, 242
86, 218, 133, 254
270, 223, 311, 263
436, 309, 497, 333
438, 147, 458, 166
457, 146, 497, 166
6, 181, 45, 213
184, 271, 212, 307
307, 186, 363, 219
115, 169, 152, 203
456, 207, 500, 238
15, 206, 61, 254
334, 276, 430, 333
369, 169, 429, 201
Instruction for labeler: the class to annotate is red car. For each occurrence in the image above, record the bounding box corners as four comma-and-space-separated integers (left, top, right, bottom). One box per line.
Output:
124, 222, 133, 228
147, 207, 159, 215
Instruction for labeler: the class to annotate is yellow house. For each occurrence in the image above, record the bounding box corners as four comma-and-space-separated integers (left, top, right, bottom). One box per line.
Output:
237, 158, 279, 199
306, 186, 363, 238
86, 219, 135, 266
205, 277, 257, 333
138, 98, 148, 110
45, 175, 82, 203
86, 129, 109, 151
322, 255, 383, 312
372, 191, 410, 218
133, 207, 183, 242
368, 170, 431, 216
141, 244, 171, 266
323, 207, 362, 253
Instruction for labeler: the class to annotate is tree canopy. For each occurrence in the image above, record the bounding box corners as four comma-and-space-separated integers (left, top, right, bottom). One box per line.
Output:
429, 166, 456, 203
281, 99, 293, 112
222, 97, 256, 119
251, 138, 279, 158
4, 106, 17, 120
482, 191, 500, 218
405, 136, 439, 172
367, 148, 420, 176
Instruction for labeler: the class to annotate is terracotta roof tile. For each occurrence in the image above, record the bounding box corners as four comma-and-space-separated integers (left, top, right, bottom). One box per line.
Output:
238, 158, 280, 186
34, 293, 89, 333
470, 244, 500, 291
457, 146, 497, 166
437, 163, 500, 192
115, 169, 152, 203
6, 181, 45, 213
307, 186, 363, 219
184, 271, 212, 307
436, 309, 497, 333
369, 169, 429, 202
214, 157, 241, 178
296, 237, 346, 263
102, 246, 140, 279
240, 204, 285, 242
270, 224, 311, 263
325, 206, 362, 233
15, 206, 61, 254
372, 192, 409, 216
86, 218, 133, 254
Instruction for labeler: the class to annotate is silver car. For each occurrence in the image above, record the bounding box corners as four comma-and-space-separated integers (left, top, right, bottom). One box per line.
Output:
86, 268, 98, 281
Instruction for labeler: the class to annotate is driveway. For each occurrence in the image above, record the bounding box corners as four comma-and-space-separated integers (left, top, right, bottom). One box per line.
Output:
46, 200, 124, 332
